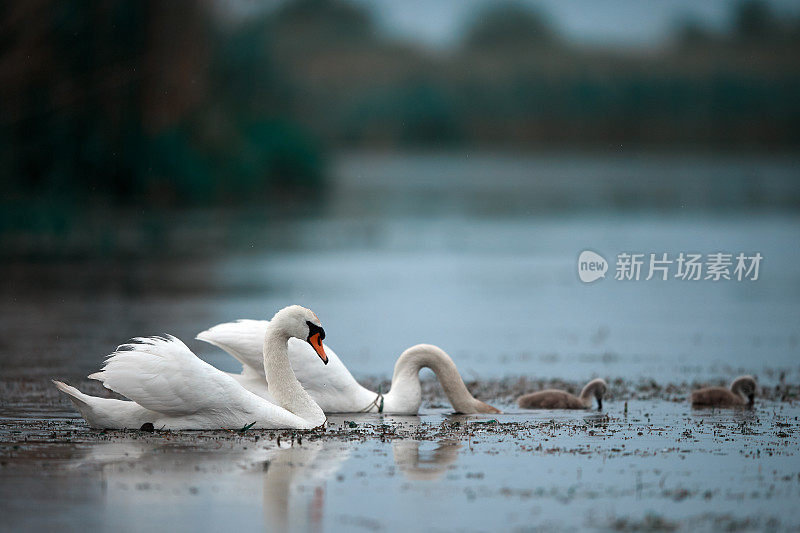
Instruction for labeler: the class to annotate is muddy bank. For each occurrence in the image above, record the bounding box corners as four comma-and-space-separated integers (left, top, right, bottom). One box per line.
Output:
2, 374, 800, 531
2, 400, 799, 531
3, 373, 799, 414
360, 373, 800, 406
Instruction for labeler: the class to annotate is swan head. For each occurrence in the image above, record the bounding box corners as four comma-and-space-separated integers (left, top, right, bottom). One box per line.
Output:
582, 378, 607, 410
271, 305, 328, 365
731, 375, 757, 406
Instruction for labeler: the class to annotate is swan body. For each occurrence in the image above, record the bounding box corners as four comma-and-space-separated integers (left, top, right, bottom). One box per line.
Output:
197, 320, 500, 414
691, 375, 756, 408
53, 306, 329, 430
517, 378, 607, 410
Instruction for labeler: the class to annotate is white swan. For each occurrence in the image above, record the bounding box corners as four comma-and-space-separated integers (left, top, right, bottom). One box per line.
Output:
197, 320, 500, 414
53, 305, 329, 430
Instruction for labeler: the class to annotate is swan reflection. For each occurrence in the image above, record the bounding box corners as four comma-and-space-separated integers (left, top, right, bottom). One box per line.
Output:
392, 440, 461, 481
261, 440, 351, 531
381, 415, 463, 481
70, 431, 463, 530
72, 439, 349, 531
583, 412, 610, 428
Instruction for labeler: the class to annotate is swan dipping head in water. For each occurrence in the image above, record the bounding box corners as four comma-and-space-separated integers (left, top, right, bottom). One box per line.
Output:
197, 319, 502, 415
691, 375, 757, 408
517, 378, 608, 410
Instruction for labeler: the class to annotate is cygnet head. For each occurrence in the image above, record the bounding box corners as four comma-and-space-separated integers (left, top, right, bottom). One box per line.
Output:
270, 305, 328, 365
731, 375, 757, 405
584, 378, 608, 410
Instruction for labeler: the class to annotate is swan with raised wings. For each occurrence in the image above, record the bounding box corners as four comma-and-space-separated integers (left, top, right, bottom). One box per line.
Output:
53, 306, 329, 430
197, 320, 500, 414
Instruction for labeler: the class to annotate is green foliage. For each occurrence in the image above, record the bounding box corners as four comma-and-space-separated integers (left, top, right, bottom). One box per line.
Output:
465, 2, 556, 49
344, 81, 460, 146
0, 1, 324, 207
239, 422, 257, 432
2, 0, 799, 212
137, 117, 323, 203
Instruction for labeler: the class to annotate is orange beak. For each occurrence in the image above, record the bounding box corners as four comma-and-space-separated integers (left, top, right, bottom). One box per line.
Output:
308, 333, 328, 365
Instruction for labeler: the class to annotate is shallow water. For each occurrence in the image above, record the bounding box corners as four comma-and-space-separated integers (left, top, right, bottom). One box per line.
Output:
2, 212, 798, 382
2, 400, 799, 531
2, 152, 799, 383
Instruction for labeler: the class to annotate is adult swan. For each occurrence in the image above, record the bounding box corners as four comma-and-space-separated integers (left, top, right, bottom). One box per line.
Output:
196, 319, 500, 415
53, 306, 329, 430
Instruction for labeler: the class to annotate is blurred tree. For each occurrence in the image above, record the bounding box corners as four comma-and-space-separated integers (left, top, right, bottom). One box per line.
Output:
465, 2, 556, 50
0, 0, 324, 207
270, 0, 375, 50
344, 80, 460, 147
733, 0, 774, 43
675, 16, 715, 47
1, 0, 799, 214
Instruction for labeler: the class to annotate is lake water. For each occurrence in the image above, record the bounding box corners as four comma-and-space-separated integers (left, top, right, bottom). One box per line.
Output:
1, 151, 799, 531
2, 152, 799, 383
2, 402, 799, 531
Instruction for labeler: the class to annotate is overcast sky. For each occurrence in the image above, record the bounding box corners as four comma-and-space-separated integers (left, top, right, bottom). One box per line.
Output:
351, 0, 800, 49
219, 0, 800, 49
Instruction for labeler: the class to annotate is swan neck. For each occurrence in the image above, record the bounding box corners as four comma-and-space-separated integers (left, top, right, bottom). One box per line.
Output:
263, 326, 324, 425
389, 344, 479, 413
580, 380, 605, 409
579, 381, 595, 401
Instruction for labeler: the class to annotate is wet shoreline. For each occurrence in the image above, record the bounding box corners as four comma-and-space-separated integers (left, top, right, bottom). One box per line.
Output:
5, 373, 797, 413
2, 376, 799, 531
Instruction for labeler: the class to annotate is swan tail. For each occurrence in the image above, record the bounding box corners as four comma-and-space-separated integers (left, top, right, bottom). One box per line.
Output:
52, 379, 92, 408
52, 380, 149, 429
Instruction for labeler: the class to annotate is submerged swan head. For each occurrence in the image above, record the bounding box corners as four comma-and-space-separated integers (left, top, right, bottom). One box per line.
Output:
580, 378, 608, 410
270, 305, 328, 365
731, 375, 757, 406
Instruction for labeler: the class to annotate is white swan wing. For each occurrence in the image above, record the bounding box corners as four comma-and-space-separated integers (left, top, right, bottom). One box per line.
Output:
198, 320, 377, 412
287, 338, 374, 409
89, 335, 238, 415
197, 320, 269, 376
88, 336, 309, 427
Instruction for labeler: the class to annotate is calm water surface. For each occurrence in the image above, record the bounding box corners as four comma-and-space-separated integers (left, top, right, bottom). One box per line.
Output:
1, 152, 799, 531
2, 402, 799, 531
1, 213, 797, 382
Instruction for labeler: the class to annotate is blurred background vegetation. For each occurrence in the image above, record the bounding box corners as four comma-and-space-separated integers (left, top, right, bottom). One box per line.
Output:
1, 0, 799, 255
1, 1, 799, 384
